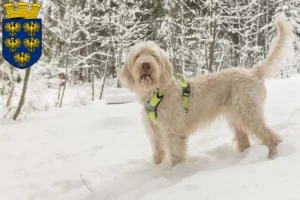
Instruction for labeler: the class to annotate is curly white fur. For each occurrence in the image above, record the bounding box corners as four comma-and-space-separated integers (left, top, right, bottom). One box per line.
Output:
119, 15, 294, 167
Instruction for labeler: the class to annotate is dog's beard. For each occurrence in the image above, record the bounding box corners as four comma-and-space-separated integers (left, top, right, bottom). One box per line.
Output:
139, 75, 154, 87
138, 72, 157, 89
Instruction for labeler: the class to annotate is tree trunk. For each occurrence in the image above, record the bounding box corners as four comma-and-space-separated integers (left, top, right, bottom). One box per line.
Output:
89, 0, 95, 99
265, 0, 270, 58
108, 0, 115, 78
197, 30, 202, 75
91, 66, 95, 101
236, 0, 243, 67
13, 67, 31, 120
57, 83, 62, 103
59, 60, 69, 108
6, 66, 15, 108
116, 2, 124, 88
208, 1, 218, 72
204, 21, 209, 71
180, 3, 185, 74
59, 12, 75, 108
99, 48, 110, 100
99, 0, 112, 99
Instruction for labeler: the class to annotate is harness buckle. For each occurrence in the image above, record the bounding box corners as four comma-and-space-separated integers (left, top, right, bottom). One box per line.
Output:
145, 102, 156, 114
182, 85, 190, 97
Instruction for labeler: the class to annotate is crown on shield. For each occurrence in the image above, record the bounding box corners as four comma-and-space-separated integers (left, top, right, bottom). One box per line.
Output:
4, 2, 41, 19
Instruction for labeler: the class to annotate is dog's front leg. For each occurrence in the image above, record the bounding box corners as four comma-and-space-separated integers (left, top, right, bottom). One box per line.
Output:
146, 128, 165, 165
166, 132, 188, 167
149, 131, 165, 165
142, 112, 165, 165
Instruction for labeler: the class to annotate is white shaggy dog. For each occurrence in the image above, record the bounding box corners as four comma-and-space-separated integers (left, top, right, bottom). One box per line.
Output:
119, 15, 294, 167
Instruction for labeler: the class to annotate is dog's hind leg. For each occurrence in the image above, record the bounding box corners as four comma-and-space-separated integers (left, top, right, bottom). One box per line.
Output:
235, 106, 282, 159
228, 122, 251, 152
247, 123, 282, 159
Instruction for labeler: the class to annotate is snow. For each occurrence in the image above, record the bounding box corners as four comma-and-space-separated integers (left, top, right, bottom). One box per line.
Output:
104, 88, 137, 104
0, 75, 300, 200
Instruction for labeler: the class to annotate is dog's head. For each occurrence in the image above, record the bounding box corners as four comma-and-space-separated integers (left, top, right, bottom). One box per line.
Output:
119, 41, 173, 92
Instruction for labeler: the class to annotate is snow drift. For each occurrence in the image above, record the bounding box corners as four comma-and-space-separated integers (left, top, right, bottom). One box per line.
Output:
0, 75, 300, 200
104, 88, 137, 104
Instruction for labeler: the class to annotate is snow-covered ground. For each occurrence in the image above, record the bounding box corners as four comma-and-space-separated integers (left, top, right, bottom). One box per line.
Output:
1, 75, 300, 200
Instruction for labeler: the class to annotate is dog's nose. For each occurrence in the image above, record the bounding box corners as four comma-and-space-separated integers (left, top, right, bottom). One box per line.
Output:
142, 62, 151, 71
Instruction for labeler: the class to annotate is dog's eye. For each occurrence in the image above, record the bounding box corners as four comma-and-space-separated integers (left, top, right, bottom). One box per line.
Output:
135, 54, 139, 59
152, 54, 157, 59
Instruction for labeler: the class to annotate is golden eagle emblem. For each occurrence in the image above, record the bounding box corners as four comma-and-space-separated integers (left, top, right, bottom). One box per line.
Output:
14, 52, 31, 67
24, 22, 40, 36
4, 22, 21, 36
5, 38, 21, 52
24, 38, 40, 52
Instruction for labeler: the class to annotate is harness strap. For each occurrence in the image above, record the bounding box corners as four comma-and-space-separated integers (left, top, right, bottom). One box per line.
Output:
145, 73, 190, 126
175, 73, 190, 113
145, 88, 165, 126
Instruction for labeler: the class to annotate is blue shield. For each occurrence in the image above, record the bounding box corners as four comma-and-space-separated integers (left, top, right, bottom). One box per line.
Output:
2, 19, 42, 69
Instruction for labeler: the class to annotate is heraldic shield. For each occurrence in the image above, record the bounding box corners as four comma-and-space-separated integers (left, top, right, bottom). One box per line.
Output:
2, 18, 42, 69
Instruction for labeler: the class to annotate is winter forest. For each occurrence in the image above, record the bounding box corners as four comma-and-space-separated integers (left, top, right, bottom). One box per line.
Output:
0, 0, 300, 119
1, 1, 300, 199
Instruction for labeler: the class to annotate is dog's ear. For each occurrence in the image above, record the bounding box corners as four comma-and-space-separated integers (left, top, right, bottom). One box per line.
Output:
159, 49, 174, 88
119, 62, 136, 91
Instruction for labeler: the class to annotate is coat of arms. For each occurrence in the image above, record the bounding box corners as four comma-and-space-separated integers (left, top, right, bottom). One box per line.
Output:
2, 2, 42, 69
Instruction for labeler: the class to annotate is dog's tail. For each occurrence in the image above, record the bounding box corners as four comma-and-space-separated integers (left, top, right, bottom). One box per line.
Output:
253, 14, 294, 79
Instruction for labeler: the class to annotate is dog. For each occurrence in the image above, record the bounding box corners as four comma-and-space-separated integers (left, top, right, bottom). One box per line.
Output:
119, 15, 294, 167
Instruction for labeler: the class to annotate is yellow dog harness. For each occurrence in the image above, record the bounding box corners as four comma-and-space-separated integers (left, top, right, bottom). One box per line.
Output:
145, 73, 190, 126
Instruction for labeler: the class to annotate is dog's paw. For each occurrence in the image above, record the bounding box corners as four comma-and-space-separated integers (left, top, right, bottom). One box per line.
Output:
268, 138, 282, 159
268, 148, 278, 159
153, 154, 164, 165
171, 156, 185, 167
153, 158, 163, 165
